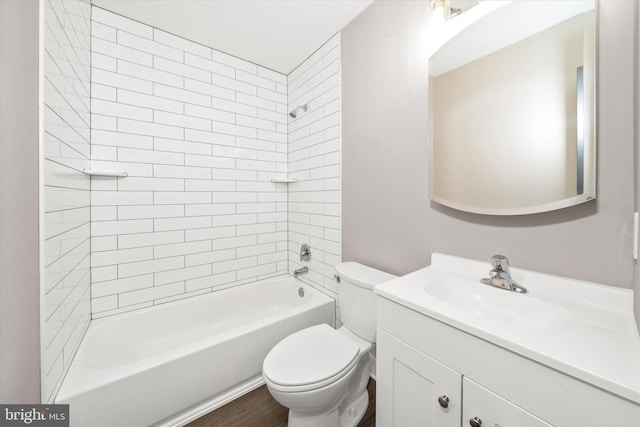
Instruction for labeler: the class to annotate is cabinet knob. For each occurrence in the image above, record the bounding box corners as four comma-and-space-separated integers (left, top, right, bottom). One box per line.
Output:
437, 395, 450, 408
469, 416, 482, 427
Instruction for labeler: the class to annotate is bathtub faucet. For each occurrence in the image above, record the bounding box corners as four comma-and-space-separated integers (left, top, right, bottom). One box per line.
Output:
293, 266, 308, 278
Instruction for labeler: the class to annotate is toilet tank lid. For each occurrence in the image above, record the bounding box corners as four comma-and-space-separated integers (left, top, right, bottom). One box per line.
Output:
334, 262, 397, 290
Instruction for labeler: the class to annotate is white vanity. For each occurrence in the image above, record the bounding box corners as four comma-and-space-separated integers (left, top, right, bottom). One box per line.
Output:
374, 254, 640, 427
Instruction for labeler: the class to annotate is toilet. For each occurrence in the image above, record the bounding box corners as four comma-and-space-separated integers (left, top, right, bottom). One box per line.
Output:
262, 262, 397, 427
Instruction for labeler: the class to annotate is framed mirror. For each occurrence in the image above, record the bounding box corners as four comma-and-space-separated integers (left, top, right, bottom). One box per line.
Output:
428, 0, 596, 215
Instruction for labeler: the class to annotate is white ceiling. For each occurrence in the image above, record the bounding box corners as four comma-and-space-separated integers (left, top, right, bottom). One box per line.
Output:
91, 0, 373, 75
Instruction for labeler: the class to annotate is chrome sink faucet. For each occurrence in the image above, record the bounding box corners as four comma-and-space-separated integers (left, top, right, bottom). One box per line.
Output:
480, 255, 527, 293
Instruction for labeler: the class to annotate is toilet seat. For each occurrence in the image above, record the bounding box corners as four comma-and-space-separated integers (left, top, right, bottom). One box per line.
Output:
263, 324, 360, 393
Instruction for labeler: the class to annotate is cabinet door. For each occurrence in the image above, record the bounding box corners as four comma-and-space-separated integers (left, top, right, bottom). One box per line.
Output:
462, 378, 552, 427
376, 329, 461, 427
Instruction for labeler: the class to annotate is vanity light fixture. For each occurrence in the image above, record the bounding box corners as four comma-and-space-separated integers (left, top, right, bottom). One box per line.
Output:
430, 0, 447, 29
430, 0, 464, 20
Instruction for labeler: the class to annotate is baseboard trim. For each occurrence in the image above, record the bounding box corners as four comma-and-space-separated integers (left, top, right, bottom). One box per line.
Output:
160, 375, 265, 427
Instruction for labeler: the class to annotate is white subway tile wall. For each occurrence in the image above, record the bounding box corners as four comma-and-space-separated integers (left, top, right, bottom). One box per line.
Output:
43, 0, 92, 403
89, 8, 291, 318
287, 34, 342, 304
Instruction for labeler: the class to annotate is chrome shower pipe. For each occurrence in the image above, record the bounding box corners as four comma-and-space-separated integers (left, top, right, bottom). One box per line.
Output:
289, 104, 309, 118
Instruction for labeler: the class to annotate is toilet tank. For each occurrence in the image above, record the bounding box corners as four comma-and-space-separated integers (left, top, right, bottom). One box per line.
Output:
334, 262, 397, 342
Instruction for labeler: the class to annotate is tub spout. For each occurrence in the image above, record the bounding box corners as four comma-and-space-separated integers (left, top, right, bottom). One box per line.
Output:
293, 266, 308, 278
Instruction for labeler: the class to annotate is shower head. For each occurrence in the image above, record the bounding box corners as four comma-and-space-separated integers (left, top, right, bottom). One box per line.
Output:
289, 104, 308, 119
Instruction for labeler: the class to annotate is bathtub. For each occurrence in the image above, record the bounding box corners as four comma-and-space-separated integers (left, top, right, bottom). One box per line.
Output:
55, 276, 334, 427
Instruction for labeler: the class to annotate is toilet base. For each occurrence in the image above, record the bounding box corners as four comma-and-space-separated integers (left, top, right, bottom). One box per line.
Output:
288, 406, 339, 427
338, 389, 369, 427
286, 387, 369, 427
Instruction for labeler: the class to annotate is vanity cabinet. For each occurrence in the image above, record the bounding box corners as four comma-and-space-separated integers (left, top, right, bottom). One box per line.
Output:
377, 329, 549, 427
462, 378, 551, 427
377, 330, 461, 427
376, 297, 640, 427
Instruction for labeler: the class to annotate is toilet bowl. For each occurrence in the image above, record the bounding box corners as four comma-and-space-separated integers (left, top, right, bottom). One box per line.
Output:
263, 262, 397, 427
263, 324, 370, 427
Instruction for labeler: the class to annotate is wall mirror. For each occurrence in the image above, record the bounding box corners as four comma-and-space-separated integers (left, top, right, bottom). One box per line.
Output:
428, 0, 596, 215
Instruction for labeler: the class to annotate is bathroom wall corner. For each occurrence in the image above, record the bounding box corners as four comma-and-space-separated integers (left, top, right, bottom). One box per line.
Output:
286, 33, 342, 303
42, 0, 92, 403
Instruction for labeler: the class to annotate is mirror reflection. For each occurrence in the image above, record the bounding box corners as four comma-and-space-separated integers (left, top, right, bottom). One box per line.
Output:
428, 1, 596, 215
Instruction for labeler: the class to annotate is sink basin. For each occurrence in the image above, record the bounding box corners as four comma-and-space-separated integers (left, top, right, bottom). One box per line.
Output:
424, 276, 574, 333
374, 253, 640, 404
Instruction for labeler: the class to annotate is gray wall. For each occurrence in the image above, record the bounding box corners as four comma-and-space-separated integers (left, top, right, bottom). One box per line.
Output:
0, 0, 42, 403
342, 0, 637, 290
634, 0, 640, 331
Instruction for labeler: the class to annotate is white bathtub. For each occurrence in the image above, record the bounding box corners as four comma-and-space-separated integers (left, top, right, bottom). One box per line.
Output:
55, 276, 334, 427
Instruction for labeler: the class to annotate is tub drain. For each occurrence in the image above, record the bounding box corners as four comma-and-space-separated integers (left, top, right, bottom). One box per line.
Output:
298, 287, 305, 297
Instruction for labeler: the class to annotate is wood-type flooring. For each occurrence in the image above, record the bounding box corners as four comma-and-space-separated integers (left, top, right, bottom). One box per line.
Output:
187, 379, 376, 427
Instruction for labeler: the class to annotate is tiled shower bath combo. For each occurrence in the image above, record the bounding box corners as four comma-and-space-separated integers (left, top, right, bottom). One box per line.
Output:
44, 1, 343, 411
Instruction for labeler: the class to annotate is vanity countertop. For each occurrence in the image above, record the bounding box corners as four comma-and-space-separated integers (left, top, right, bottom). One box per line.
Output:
374, 253, 640, 404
